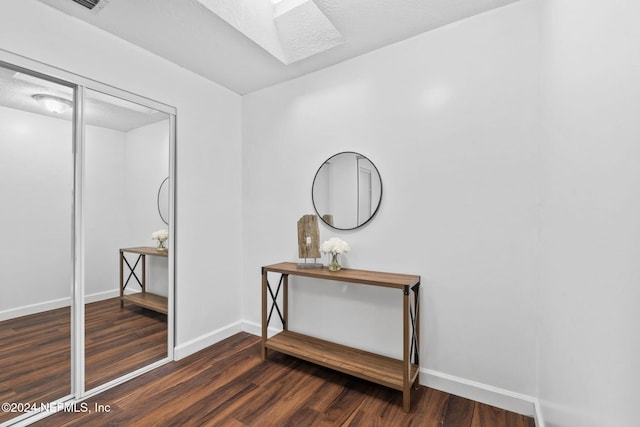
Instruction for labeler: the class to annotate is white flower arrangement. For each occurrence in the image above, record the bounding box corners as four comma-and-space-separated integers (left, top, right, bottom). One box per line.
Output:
320, 237, 350, 255
151, 229, 169, 242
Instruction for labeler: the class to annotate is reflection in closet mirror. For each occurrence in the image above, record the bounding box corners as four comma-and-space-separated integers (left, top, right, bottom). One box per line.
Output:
158, 176, 170, 225
83, 88, 170, 391
0, 65, 74, 424
312, 152, 383, 230
0, 55, 175, 424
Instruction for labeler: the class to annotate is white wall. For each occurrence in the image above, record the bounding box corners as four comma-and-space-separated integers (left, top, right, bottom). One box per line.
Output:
243, 0, 541, 399
84, 124, 127, 298
329, 153, 357, 227
537, 0, 640, 425
6, 1, 637, 424
124, 120, 171, 296
84, 119, 170, 299
0, 0, 242, 349
0, 105, 170, 313
0, 106, 73, 313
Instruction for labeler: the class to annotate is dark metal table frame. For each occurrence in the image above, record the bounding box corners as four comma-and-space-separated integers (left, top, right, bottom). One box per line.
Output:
261, 262, 421, 411
119, 246, 168, 314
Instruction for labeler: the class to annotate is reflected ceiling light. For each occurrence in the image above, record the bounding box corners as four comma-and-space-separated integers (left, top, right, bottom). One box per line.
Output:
32, 94, 74, 114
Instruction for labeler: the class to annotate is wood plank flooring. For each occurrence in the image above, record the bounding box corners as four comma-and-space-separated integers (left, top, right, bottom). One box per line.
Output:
84, 297, 167, 390
0, 306, 70, 425
35, 333, 536, 427
0, 298, 166, 424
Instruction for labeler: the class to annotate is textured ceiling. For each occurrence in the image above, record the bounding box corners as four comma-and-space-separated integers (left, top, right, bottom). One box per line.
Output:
37, 0, 522, 94
196, 0, 344, 64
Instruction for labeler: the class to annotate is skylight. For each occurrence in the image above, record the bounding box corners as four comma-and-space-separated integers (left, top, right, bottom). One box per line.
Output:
196, 0, 343, 65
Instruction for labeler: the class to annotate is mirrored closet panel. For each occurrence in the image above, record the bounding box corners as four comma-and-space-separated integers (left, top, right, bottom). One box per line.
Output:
83, 89, 170, 391
0, 65, 74, 424
0, 55, 175, 424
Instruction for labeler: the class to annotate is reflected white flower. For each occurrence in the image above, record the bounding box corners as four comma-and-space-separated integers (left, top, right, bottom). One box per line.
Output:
151, 229, 169, 242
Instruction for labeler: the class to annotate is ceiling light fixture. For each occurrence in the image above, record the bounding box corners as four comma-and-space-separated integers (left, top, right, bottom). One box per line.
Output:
32, 94, 74, 114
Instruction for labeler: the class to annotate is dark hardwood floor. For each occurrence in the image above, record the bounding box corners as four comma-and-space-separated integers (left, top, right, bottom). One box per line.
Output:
0, 297, 167, 424
84, 297, 167, 390
35, 333, 536, 427
0, 306, 70, 425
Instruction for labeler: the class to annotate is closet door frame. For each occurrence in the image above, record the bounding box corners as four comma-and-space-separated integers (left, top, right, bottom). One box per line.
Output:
0, 49, 176, 416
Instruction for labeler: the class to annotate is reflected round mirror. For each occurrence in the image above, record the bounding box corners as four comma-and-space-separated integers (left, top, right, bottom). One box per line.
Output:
157, 176, 169, 225
312, 152, 382, 230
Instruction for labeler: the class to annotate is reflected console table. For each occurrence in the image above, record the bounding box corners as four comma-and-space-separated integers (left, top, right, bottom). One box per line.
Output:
119, 247, 168, 315
261, 262, 421, 411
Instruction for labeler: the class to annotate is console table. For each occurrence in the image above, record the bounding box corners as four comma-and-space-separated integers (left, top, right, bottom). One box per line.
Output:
119, 247, 168, 314
261, 262, 421, 411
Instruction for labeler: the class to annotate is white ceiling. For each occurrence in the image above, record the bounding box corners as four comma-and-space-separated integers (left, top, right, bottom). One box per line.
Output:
36, 0, 521, 95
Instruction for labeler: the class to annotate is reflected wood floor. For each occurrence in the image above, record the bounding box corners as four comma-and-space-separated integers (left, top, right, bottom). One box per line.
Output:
84, 298, 167, 390
37, 333, 535, 427
0, 297, 166, 424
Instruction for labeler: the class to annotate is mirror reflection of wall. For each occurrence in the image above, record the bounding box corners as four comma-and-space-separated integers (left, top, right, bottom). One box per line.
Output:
357, 156, 378, 225
158, 177, 170, 225
84, 88, 170, 391
0, 61, 175, 423
83, 90, 170, 301
312, 152, 382, 230
0, 66, 74, 424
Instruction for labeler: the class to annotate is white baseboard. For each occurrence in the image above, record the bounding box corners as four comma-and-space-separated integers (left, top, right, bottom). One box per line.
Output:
422, 368, 536, 417
85, 289, 122, 304
2, 304, 545, 426
533, 398, 545, 427
241, 320, 282, 337
242, 321, 539, 422
173, 320, 243, 360
171, 320, 281, 361
0, 297, 71, 322
0, 289, 127, 321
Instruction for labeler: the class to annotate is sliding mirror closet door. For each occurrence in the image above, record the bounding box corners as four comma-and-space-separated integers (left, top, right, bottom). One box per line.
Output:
83, 89, 170, 391
0, 66, 74, 423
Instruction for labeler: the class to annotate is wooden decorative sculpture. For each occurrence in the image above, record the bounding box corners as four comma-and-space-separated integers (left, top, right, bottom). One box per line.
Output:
297, 215, 323, 269
321, 214, 334, 227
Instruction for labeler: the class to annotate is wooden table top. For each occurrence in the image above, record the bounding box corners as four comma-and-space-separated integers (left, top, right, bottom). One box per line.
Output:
262, 262, 420, 290
120, 246, 169, 257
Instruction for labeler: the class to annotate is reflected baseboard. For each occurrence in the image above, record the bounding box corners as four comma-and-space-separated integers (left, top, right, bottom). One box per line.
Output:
0, 297, 70, 322
85, 289, 121, 305
0, 289, 127, 322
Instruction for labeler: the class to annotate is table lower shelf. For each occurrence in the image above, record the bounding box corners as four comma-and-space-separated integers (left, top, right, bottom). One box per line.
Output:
265, 330, 419, 391
122, 292, 168, 315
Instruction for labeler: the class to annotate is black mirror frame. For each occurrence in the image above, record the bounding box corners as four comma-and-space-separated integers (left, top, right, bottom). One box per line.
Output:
311, 151, 383, 231
157, 176, 169, 225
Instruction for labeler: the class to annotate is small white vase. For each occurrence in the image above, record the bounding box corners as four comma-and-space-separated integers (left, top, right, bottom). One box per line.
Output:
328, 253, 341, 271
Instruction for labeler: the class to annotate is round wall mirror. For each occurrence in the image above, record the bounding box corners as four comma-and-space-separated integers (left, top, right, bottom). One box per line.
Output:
157, 176, 169, 225
312, 152, 382, 230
